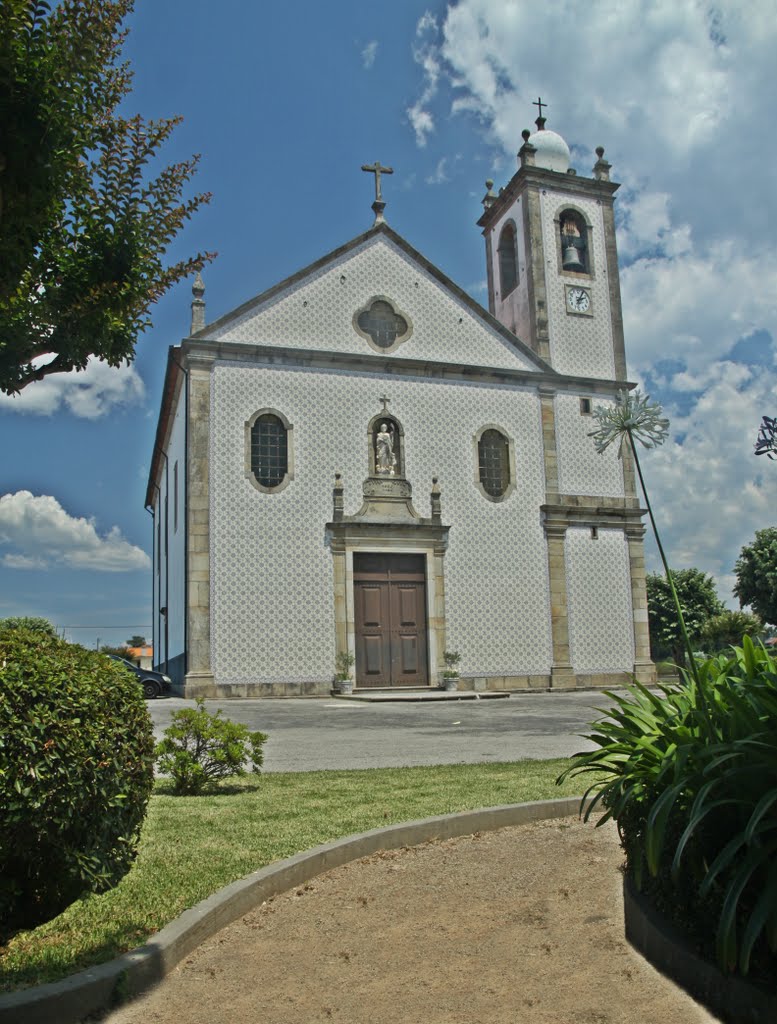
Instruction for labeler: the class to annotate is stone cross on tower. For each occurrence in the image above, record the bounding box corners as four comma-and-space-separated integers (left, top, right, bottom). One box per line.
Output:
361, 161, 394, 224
533, 96, 548, 130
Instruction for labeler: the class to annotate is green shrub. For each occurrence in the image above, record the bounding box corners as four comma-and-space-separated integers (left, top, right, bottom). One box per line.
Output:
0, 628, 154, 938
559, 635, 777, 979
0, 616, 56, 638
155, 699, 267, 795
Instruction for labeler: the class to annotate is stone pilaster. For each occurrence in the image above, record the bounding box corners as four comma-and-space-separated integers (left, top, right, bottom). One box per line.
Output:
539, 388, 559, 499
184, 364, 215, 695
626, 523, 656, 684
545, 522, 575, 689
522, 185, 551, 362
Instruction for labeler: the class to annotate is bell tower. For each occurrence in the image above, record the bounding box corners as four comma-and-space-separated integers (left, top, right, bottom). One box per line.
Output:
477, 107, 627, 383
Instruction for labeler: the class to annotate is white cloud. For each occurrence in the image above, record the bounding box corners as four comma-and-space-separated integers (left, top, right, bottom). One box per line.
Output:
0, 492, 151, 572
407, 0, 777, 605
0, 358, 145, 419
407, 12, 441, 146
361, 40, 378, 69
425, 157, 449, 185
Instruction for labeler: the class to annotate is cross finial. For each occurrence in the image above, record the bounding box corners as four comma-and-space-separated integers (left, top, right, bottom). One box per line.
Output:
378, 395, 390, 412
362, 161, 394, 224
533, 96, 547, 120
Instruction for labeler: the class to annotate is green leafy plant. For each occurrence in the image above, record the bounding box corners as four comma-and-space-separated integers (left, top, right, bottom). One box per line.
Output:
443, 650, 461, 678
559, 637, 777, 978
155, 700, 267, 795
0, 627, 154, 937
335, 650, 355, 681
0, 616, 57, 638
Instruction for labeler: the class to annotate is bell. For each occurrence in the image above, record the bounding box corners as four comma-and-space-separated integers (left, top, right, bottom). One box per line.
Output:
562, 243, 583, 270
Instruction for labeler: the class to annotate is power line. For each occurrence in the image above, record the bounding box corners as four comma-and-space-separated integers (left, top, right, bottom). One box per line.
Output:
55, 625, 152, 630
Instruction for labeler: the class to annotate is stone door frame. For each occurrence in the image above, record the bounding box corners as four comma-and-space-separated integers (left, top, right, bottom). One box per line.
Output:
329, 529, 448, 690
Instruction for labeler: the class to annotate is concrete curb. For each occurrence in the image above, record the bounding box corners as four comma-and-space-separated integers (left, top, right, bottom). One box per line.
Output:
0, 796, 585, 1024
624, 876, 777, 1024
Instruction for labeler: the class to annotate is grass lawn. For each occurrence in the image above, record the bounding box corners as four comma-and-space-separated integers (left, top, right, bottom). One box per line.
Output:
0, 759, 585, 992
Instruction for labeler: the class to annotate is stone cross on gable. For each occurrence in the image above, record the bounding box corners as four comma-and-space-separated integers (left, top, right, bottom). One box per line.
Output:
361, 161, 393, 201
362, 161, 394, 225
378, 395, 390, 412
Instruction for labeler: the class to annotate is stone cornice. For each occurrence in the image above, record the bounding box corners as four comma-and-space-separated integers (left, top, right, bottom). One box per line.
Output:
541, 495, 646, 533
478, 167, 619, 232
180, 339, 636, 397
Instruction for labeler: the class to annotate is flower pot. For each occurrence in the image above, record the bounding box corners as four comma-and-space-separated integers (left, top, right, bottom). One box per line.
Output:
334, 679, 354, 695
441, 676, 459, 692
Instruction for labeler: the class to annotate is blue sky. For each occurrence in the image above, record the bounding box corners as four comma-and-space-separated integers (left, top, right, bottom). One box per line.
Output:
2, 0, 776, 649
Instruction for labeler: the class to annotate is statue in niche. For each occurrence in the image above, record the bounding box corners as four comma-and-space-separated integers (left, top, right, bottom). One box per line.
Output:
375, 422, 398, 476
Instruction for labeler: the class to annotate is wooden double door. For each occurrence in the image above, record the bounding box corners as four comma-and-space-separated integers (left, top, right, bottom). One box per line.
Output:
353, 553, 429, 688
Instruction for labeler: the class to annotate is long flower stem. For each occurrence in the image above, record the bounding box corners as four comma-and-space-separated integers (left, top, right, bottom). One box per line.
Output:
628, 431, 702, 692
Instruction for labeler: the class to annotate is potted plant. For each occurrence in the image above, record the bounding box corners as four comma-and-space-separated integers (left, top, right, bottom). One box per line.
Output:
441, 649, 461, 691
334, 650, 355, 694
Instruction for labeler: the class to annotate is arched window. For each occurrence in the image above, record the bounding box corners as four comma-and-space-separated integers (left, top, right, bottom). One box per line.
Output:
559, 209, 590, 274
497, 221, 518, 296
477, 428, 512, 499
246, 410, 293, 492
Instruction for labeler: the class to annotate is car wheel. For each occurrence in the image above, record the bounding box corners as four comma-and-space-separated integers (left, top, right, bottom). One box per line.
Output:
142, 679, 161, 699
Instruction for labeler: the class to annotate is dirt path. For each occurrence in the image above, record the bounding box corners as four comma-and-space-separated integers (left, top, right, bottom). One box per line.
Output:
105, 817, 718, 1024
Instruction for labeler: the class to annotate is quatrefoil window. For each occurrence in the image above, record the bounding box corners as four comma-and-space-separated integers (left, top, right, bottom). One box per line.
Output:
353, 296, 412, 353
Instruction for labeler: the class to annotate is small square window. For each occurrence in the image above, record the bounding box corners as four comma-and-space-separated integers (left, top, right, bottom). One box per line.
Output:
580, 398, 592, 415
591, 526, 599, 540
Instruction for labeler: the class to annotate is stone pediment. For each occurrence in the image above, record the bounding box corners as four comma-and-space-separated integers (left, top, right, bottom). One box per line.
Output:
197, 225, 550, 376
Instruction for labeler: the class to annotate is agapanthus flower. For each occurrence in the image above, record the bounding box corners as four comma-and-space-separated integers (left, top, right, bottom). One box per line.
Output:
589, 389, 670, 458
754, 416, 777, 460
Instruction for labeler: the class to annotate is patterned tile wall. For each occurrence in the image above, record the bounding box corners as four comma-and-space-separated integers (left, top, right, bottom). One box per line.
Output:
565, 526, 635, 672
209, 362, 553, 684
540, 192, 616, 380
555, 393, 624, 497
207, 235, 539, 373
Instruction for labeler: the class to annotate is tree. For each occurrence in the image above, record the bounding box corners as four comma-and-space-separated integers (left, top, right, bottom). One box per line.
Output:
734, 528, 777, 627
0, 616, 56, 637
700, 610, 762, 653
126, 635, 146, 648
0, 0, 214, 395
646, 569, 723, 666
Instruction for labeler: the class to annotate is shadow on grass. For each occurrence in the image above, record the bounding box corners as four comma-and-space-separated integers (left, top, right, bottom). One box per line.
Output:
153, 778, 264, 797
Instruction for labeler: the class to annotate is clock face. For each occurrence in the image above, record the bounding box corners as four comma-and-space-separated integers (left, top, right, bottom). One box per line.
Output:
566, 286, 591, 314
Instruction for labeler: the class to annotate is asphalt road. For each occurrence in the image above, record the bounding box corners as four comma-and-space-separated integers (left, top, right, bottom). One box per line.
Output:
147, 691, 616, 772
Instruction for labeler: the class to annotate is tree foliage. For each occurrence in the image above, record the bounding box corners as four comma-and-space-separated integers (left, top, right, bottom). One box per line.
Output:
700, 610, 762, 653
0, 0, 214, 395
734, 528, 777, 627
0, 615, 56, 637
647, 569, 723, 665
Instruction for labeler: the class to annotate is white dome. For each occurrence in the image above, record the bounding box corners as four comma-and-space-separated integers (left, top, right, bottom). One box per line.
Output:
527, 128, 571, 173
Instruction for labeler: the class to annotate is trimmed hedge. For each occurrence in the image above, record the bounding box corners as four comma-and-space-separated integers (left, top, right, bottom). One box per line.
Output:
0, 628, 154, 937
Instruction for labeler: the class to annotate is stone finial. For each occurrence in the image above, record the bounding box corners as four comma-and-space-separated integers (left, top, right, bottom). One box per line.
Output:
333, 472, 344, 522
593, 145, 611, 181
481, 179, 497, 211
190, 271, 206, 335
518, 130, 537, 168
431, 476, 442, 523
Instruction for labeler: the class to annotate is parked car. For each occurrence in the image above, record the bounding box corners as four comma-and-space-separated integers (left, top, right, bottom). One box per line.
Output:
106, 654, 172, 699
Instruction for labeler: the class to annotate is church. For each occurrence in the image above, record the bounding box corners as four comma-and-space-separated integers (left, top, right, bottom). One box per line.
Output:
146, 111, 655, 697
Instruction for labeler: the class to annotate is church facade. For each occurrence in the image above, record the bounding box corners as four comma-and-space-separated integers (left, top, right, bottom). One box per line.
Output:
146, 117, 655, 697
